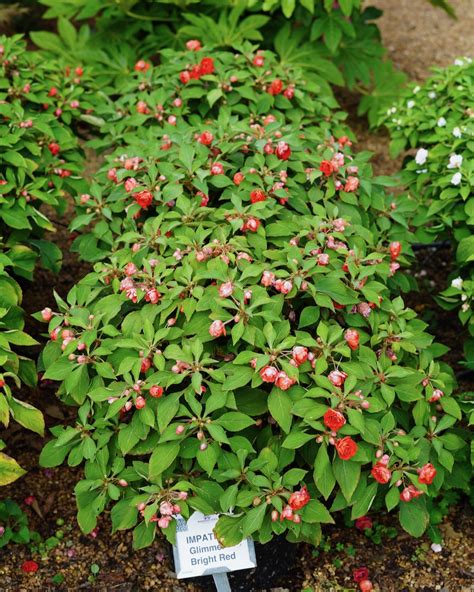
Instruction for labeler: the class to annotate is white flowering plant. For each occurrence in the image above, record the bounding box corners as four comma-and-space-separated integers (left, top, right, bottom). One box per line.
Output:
381, 59, 474, 368
34, 43, 471, 552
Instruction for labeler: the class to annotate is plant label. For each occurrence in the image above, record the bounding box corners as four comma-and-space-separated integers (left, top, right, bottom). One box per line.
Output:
173, 512, 257, 579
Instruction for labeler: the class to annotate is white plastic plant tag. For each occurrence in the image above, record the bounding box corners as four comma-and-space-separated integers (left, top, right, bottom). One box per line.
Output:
173, 511, 257, 579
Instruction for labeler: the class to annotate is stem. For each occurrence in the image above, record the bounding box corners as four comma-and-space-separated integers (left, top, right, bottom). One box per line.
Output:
125, 9, 176, 22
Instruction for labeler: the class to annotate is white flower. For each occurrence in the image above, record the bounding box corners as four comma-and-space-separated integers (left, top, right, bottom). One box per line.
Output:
428, 91, 437, 99
390, 107, 397, 114
451, 172, 462, 185
407, 100, 415, 109
452, 127, 462, 138
447, 154, 463, 169
454, 58, 464, 66
451, 277, 463, 289
415, 148, 428, 165
437, 117, 447, 127
461, 294, 467, 301
462, 302, 470, 312
431, 543, 443, 553
413, 85, 421, 94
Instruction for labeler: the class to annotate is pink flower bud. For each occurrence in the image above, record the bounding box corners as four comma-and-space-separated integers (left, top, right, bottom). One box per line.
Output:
135, 396, 146, 409
218, 281, 234, 298
209, 320, 226, 338
41, 307, 53, 321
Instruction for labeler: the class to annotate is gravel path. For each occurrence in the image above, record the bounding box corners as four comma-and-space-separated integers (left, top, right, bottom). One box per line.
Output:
373, 0, 474, 81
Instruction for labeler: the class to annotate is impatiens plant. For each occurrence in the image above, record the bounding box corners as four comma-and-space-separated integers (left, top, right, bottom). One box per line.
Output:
35, 42, 470, 550
0, 34, 90, 277
0, 267, 43, 485
381, 58, 474, 368
69, 43, 416, 273
0, 34, 95, 484
34, 2, 403, 116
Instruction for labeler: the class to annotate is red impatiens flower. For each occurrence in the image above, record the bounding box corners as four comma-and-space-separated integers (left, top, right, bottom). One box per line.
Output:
371, 462, 392, 484
328, 369, 348, 387
134, 60, 150, 72
47, 142, 60, 156
353, 566, 370, 582
233, 172, 244, 185
133, 190, 153, 209
418, 463, 437, 485
355, 516, 373, 531
389, 241, 402, 261
335, 436, 358, 460
21, 560, 39, 573
400, 484, 424, 502
260, 366, 279, 383
197, 131, 213, 146
241, 217, 260, 232
275, 371, 294, 391
323, 408, 346, 432
179, 70, 191, 84
288, 486, 311, 510
319, 160, 334, 176
275, 141, 291, 160
250, 189, 266, 203
186, 39, 202, 51
344, 328, 360, 350
199, 57, 215, 75
149, 385, 164, 398
267, 79, 283, 96
209, 320, 226, 338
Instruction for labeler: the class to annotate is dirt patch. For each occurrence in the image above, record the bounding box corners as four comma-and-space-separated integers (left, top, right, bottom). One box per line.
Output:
372, 0, 474, 82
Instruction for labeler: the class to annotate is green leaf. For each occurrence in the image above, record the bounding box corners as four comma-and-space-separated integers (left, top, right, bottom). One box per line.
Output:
133, 520, 156, 549
214, 514, 244, 547
241, 503, 267, 537
215, 412, 254, 431
148, 442, 180, 481
0, 451, 26, 485
207, 88, 223, 107
39, 439, 71, 467
313, 444, 335, 499
399, 497, 429, 537
351, 482, 377, 519
9, 398, 44, 436
268, 389, 292, 433
440, 397, 462, 420
385, 486, 400, 511
324, 17, 342, 53
282, 431, 314, 449
302, 499, 334, 523
333, 457, 360, 502
111, 499, 138, 532
57, 17, 77, 47
457, 236, 474, 263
